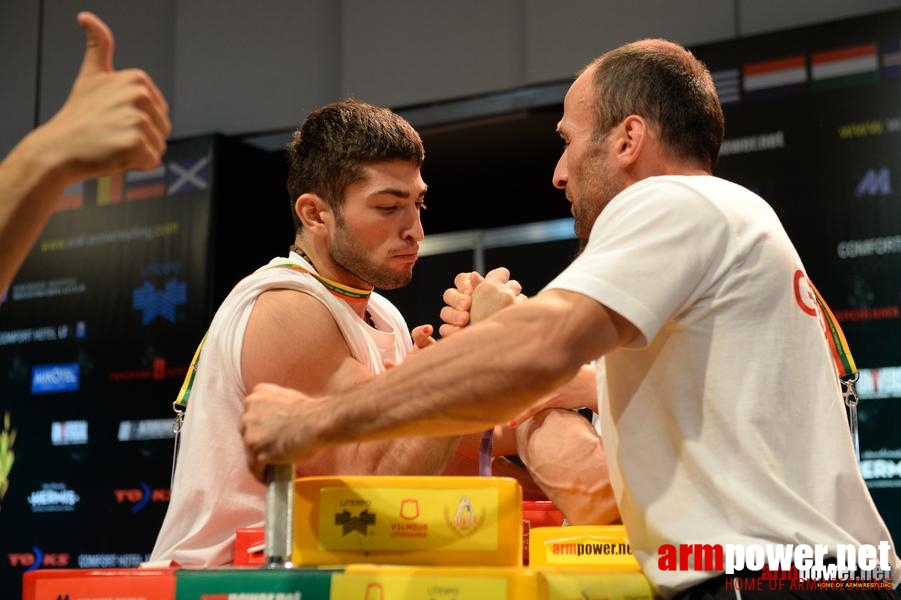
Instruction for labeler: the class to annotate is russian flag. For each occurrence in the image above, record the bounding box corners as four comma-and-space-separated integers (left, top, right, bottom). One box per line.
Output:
743, 55, 807, 98
811, 43, 878, 91
126, 166, 167, 201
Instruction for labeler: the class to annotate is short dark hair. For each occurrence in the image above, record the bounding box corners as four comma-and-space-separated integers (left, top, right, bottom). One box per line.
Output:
285, 98, 425, 230
585, 39, 725, 171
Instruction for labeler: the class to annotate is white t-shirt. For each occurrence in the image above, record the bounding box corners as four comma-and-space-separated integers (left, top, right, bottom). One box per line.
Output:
545, 176, 900, 598
150, 253, 411, 566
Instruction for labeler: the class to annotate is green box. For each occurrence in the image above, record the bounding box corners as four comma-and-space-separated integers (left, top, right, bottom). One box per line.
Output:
175, 566, 341, 599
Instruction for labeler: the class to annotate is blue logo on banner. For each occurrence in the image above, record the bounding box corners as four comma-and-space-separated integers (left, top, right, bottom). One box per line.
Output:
31, 363, 80, 394
132, 279, 187, 325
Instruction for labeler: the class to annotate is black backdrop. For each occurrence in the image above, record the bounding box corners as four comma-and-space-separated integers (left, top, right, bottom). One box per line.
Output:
2, 8, 901, 597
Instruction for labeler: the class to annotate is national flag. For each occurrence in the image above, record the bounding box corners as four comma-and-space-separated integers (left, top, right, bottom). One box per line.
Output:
96, 174, 124, 205
882, 39, 901, 79
811, 43, 878, 91
55, 181, 84, 213
125, 166, 166, 201
743, 55, 807, 97
711, 68, 740, 104
167, 157, 209, 195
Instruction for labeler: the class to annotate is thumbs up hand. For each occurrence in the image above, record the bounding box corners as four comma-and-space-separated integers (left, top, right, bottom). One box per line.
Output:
40, 12, 171, 181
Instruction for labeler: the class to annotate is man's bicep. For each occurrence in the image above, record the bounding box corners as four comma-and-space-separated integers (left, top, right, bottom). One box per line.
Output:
241, 289, 358, 395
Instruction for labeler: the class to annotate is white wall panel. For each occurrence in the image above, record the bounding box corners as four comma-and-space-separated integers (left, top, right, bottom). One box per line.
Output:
340, 0, 524, 108
39, 0, 175, 126
739, 0, 901, 36
523, 0, 735, 86
172, 0, 339, 138
0, 0, 40, 155
5, 1, 901, 148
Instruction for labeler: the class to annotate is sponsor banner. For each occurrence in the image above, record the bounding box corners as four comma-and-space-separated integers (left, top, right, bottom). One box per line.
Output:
8, 549, 72, 571
811, 43, 879, 91
833, 306, 900, 323
27, 482, 81, 513
108, 357, 188, 382
75, 553, 150, 568
0, 323, 74, 346
31, 362, 80, 394
855, 167, 893, 197
118, 418, 175, 441
861, 449, 901, 489
10, 278, 86, 301
719, 131, 785, 157
837, 116, 901, 140
51, 420, 89, 445
39, 222, 181, 255
836, 235, 901, 259
113, 482, 171, 513
856, 367, 901, 399
132, 279, 188, 325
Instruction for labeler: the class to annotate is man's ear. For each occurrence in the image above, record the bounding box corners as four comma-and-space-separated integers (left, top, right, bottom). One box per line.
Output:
614, 115, 647, 168
294, 193, 329, 233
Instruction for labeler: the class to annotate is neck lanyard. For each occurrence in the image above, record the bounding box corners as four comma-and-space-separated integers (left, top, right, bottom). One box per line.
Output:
808, 278, 860, 461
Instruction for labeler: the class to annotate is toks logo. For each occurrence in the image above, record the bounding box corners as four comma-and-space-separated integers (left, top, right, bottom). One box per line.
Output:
8, 547, 70, 571
114, 482, 171, 513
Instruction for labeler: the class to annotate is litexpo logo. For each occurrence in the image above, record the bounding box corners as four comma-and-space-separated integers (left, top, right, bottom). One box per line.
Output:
658, 542, 894, 583
132, 279, 187, 325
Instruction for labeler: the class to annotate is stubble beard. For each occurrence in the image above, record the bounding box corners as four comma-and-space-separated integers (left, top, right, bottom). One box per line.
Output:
331, 224, 413, 291
572, 151, 626, 256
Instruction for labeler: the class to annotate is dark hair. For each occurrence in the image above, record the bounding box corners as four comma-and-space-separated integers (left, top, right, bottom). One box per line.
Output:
585, 39, 725, 171
285, 98, 425, 230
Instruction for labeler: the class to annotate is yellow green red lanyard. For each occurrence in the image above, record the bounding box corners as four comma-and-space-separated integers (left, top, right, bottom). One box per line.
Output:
808, 278, 860, 461
173, 262, 372, 413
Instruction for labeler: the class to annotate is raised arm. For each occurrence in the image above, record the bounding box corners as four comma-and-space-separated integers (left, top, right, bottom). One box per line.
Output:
0, 11, 170, 292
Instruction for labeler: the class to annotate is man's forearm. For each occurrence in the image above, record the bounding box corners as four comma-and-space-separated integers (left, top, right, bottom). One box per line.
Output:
0, 129, 71, 293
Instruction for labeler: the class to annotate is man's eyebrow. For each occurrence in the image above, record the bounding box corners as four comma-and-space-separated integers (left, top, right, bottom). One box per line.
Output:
371, 185, 428, 198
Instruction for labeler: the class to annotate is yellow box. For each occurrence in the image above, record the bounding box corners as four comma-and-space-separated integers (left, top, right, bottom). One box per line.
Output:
335, 564, 537, 599
536, 567, 655, 600
528, 525, 641, 569
293, 475, 523, 566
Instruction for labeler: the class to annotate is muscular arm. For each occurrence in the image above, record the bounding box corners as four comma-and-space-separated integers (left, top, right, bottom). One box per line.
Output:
241, 289, 458, 476
242, 285, 639, 478
514, 408, 619, 524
